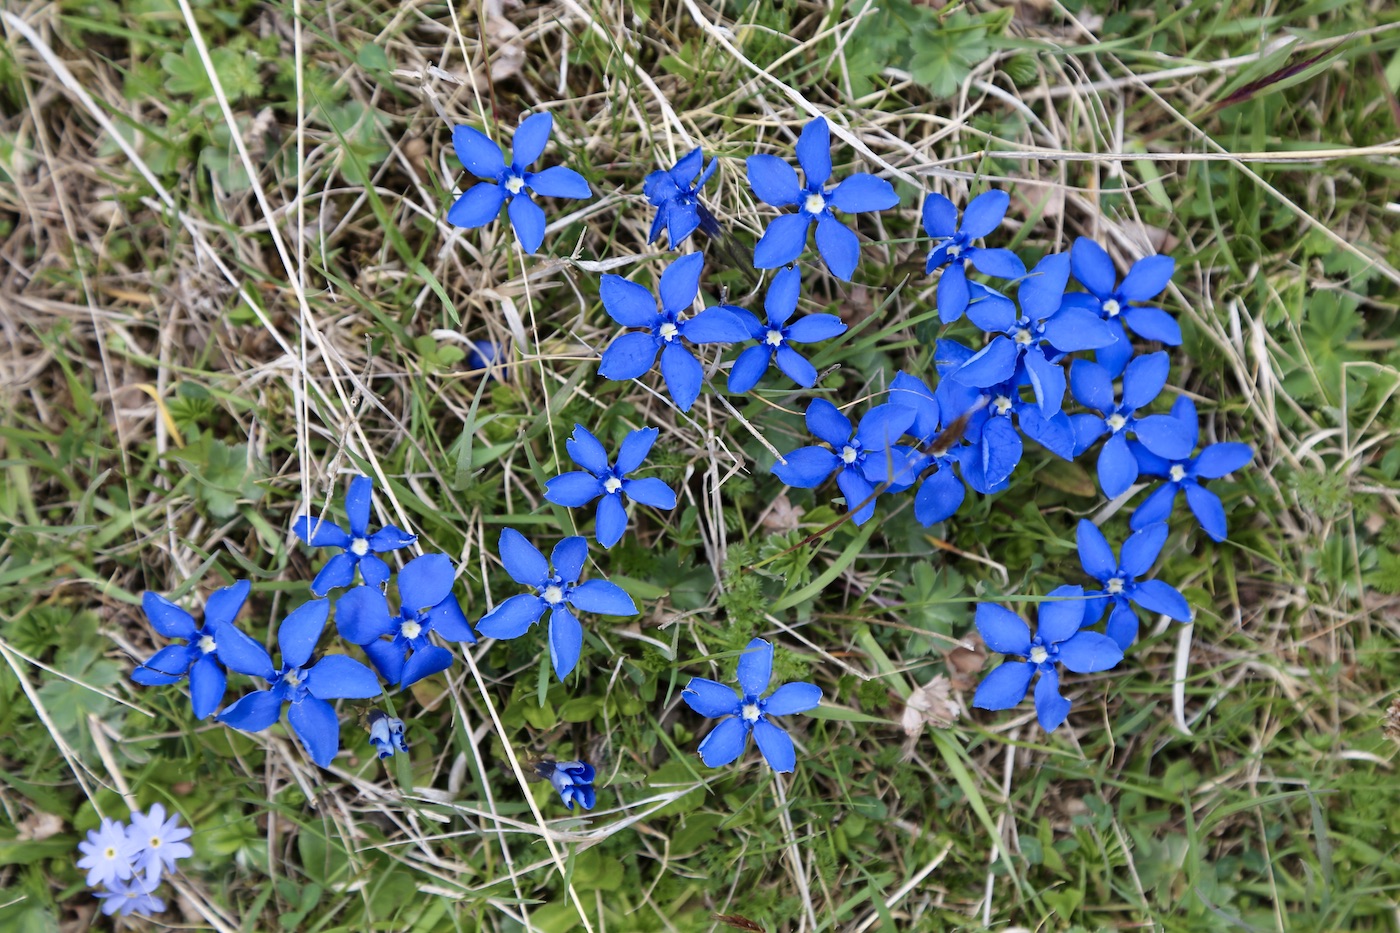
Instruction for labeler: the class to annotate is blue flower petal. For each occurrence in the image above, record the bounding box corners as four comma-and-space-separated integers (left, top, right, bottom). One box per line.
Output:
1033, 667, 1073, 732
204, 580, 252, 629
785, 313, 846, 343
276, 598, 329, 670
1095, 319, 1134, 377
369, 525, 417, 552
447, 183, 506, 228
663, 201, 700, 247
980, 415, 1022, 487
334, 586, 395, 645
287, 695, 340, 767
1019, 253, 1072, 321
921, 192, 959, 237
753, 719, 797, 772
292, 516, 351, 549
1131, 440, 1174, 477
772, 446, 840, 487
697, 715, 749, 767
622, 477, 676, 509
645, 167, 679, 205
795, 116, 832, 187
568, 579, 638, 616
774, 345, 817, 387
763, 681, 822, 716
1105, 601, 1140, 651
1131, 482, 1180, 530
856, 402, 916, 451
959, 189, 1010, 239
658, 252, 704, 316
310, 552, 357, 596
764, 265, 802, 326
1121, 305, 1182, 344
545, 471, 605, 507
476, 593, 546, 640
1038, 585, 1087, 645
1018, 407, 1076, 460
1071, 412, 1107, 456
968, 247, 1025, 279
830, 173, 897, 213
600, 275, 660, 327
1056, 631, 1124, 674
498, 529, 549, 588
214, 621, 275, 680
507, 194, 546, 253
1069, 359, 1114, 413
1132, 579, 1192, 622
1098, 431, 1139, 498
1022, 348, 1068, 417
976, 603, 1033, 656
682, 677, 741, 718
363, 639, 406, 685
548, 606, 584, 679
599, 332, 660, 381
133, 644, 195, 684
1043, 306, 1118, 352
1185, 483, 1230, 541
736, 637, 773, 698
526, 165, 590, 199
188, 652, 227, 719
660, 342, 703, 411
452, 125, 505, 178
972, 660, 1034, 710
727, 344, 773, 394
670, 146, 703, 184
217, 688, 284, 733
565, 423, 610, 474
1120, 521, 1168, 577
1194, 443, 1253, 478
616, 426, 659, 475
1076, 519, 1117, 581
1119, 254, 1175, 301
595, 492, 629, 548
424, 596, 477, 643
682, 306, 752, 344
913, 465, 965, 526
804, 398, 852, 448
1135, 414, 1196, 461
837, 468, 877, 525
1119, 351, 1169, 412
754, 213, 812, 268
307, 655, 383, 699
399, 553, 455, 612
398, 645, 455, 689
951, 336, 1018, 387
814, 213, 861, 281
746, 154, 801, 206
142, 592, 199, 640
510, 112, 553, 168
1069, 237, 1116, 298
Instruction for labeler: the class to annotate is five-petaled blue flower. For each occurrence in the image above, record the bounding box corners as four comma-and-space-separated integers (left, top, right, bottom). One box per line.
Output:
367, 709, 409, 759
131, 580, 266, 720
447, 112, 591, 254
335, 553, 477, 689
475, 530, 638, 681
726, 266, 847, 393
1128, 397, 1254, 542
536, 759, 597, 810
922, 190, 1026, 322
544, 424, 677, 549
293, 474, 417, 596
77, 816, 140, 888
747, 116, 898, 281
874, 370, 987, 526
94, 875, 166, 918
682, 637, 822, 772
125, 804, 193, 881
1068, 351, 1196, 498
1077, 520, 1192, 650
771, 398, 915, 525
949, 253, 1118, 417
597, 252, 751, 412
971, 586, 1124, 732
217, 598, 384, 768
1064, 237, 1179, 376
645, 147, 721, 248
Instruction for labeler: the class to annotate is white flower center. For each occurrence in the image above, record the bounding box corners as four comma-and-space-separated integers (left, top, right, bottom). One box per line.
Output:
543, 585, 564, 606
659, 322, 679, 343
1014, 328, 1033, 346
1106, 413, 1127, 432
401, 620, 422, 640
350, 537, 369, 557
1106, 577, 1125, 595
198, 635, 217, 654
150, 837, 161, 848
804, 192, 826, 214
765, 329, 784, 347
993, 395, 1012, 415
505, 175, 524, 194
603, 476, 622, 494
1103, 299, 1121, 317
1169, 464, 1187, 482
1029, 646, 1049, 664
104, 846, 117, 859
946, 243, 962, 259
284, 670, 302, 687
741, 702, 761, 723
841, 445, 858, 465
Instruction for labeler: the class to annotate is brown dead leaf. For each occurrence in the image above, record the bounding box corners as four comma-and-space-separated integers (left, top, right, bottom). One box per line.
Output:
484, 14, 526, 83
945, 633, 986, 692
760, 493, 805, 534
901, 675, 960, 737
17, 811, 64, 842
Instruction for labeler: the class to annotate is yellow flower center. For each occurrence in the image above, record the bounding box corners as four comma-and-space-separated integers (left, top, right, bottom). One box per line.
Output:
104, 846, 117, 859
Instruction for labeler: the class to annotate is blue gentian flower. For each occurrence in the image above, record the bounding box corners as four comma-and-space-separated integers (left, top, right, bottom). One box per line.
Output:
475, 530, 638, 680
644, 147, 721, 248
125, 804, 193, 880
597, 252, 751, 412
681, 637, 822, 772
77, 817, 140, 888
94, 875, 166, 918
536, 759, 597, 810
971, 586, 1124, 732
1064, 237, 1180, 376
335, 554, 477, 688
747, 116, 899, 281
293, 475, 417, 596
447, 112, 591, 253
922, 190, 1026, 322
367, 709, 408, 759
725, 266, 847, 393
949, 253, 1118, 417
131, 580, 266, 720
1077, 520, 1192, 650
770, 399, 916, 525
1128, 397, 1254, 542
543, 424, 677, 549
217, 598, 384, 768
1068, 351, 1197, 498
